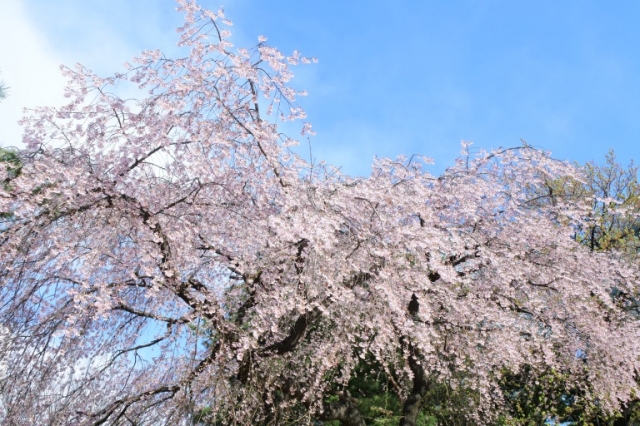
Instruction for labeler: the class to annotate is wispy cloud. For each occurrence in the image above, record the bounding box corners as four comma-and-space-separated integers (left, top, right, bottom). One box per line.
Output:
0, 1, 67, 147
0, 0, 182, 148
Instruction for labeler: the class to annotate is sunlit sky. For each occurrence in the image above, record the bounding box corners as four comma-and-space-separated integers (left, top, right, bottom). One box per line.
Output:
2, 0, 639, 175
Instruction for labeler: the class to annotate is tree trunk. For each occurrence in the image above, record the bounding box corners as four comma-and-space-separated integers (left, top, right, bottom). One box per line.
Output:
399, 337, 430, 426
613, 399, 639, 426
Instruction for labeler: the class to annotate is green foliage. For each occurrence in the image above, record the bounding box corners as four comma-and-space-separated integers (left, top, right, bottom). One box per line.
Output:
343, 360, 407, 425
322, 356, 482, 425
1, 147, 22, 181
420, 380, 481, 425
495, 366, 614, 426
1, 147, 22, 219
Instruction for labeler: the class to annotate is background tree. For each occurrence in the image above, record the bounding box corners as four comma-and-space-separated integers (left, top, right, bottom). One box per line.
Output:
0, 73, 8, 100
1, 2, 639, 425
578, 150, 640, 261
522, 149, 640, 262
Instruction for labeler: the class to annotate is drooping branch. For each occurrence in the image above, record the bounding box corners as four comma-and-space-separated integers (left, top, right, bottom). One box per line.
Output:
83, 385, 181, 426
237, 308, 321, 383
112, 303, 187, 325
262, 308, 321, 355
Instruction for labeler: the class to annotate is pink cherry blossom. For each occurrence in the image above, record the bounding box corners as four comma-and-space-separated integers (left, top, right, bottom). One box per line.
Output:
0, 2, 638, 425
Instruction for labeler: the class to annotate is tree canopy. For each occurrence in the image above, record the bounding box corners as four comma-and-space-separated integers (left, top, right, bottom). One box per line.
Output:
1, 2, 639, 425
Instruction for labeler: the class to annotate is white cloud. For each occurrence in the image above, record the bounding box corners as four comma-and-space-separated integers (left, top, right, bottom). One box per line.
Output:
0, 0, 183, 149
0, 0, 68, 148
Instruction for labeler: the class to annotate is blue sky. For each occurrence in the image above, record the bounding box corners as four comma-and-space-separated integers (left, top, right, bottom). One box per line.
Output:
2, 0, 639, 176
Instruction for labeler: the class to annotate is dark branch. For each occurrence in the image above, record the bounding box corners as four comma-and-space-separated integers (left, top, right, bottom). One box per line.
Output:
318, 395, 366, 426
